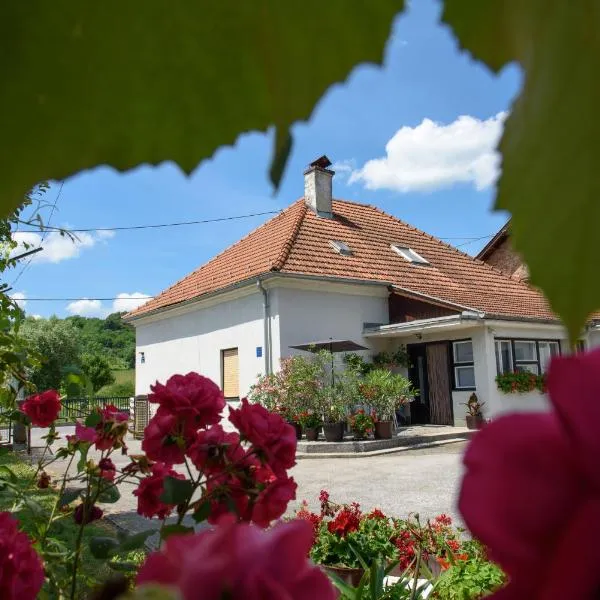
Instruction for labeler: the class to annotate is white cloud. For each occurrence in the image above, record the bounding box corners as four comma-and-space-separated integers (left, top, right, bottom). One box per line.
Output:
111, 292, 152, 313
66, 298, 107, 318
349, 112, 507, 193
331, 159, 356, 179
11, 229, 114, 264
10, 292, 26, 309
66, 292, 151, 319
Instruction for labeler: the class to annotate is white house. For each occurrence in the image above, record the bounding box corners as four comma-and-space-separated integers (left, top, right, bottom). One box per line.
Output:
124, 156, 599, 426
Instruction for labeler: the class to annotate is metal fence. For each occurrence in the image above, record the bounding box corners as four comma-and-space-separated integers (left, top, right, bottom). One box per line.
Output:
0, 410, 12, 446
58, 396, 132, 422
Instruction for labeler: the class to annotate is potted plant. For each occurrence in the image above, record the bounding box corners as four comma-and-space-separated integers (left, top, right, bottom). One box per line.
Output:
348, 410, 374, 440
298, 410, 322, 441
359, 369, 414, 439
320, 385, 348, 442
463, 393, 485, 430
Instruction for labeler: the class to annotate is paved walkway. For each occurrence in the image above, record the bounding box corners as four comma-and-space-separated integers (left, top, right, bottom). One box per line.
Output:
26, 427, 466, 545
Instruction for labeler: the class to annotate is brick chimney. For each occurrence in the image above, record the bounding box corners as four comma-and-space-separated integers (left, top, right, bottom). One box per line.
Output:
304, 155, 334, 218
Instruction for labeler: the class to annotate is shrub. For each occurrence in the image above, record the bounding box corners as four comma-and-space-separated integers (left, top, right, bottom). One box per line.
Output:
496, 371, 545, 394
359, 369, 414, 420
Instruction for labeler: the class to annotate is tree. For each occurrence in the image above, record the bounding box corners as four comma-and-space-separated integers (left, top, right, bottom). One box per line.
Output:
81, 353, 115, 392
19, 317, 82, 391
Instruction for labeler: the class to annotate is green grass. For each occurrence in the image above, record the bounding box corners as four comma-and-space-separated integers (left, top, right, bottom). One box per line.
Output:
111, 369, 134, 387
97, 368, 135, 397
0, 449, 144, 597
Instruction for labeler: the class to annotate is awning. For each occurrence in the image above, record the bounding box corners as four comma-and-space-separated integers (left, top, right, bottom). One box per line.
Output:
289, 339, 368, 353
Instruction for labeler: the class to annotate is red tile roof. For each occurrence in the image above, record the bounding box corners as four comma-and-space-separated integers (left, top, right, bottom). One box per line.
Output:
127, 199, 556, 321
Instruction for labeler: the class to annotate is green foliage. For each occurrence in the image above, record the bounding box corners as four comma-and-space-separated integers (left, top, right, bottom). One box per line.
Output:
19, 316, 82, 391
82, 353, 115, 392
348, 410, 375, 439
495, 371, 545, 394
372, 347, 410, 369
98, 380, 135, 398
434, 558, 505, 599
159, 476, 193, 505
442, 1, 600, 339
359, 369, 414, 420
0, 1, 400, 215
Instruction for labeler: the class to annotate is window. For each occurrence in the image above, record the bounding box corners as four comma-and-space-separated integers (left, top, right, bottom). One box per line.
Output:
391, 245, 429, 265
221, 348, 239, 400
452, 340, 475, 390
330, 240, 353, 255
495, 339, 560, 375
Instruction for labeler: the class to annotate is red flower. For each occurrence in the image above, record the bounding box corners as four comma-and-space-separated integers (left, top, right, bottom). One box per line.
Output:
447, 539, 461, 553
366, 508, 387, 520
149, 372, 225, 427
459, 348, 600, 599
251, 477, 297, 528
0, 512, 44, 599
229, 399, 296, 476
187, 424, 244, 473
136, 519, 336, 600
94, 406, 129, 451
203, 472, 250, 525
142, 409, 195, 464
75, 421, 96, 443
98, 457, 116, 481
296, 502, 322, 541
434, 514, 452, 527
327, 504, 361, 537
74, 503, 103, 524
21, 390, 61, 427
100, 404, 129, 423
134, 462, 185, 520
393, 530, 417, 570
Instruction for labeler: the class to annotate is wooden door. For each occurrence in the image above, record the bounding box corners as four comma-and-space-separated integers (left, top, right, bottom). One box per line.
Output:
426, 343, 453, 425
222, 348, 239, 399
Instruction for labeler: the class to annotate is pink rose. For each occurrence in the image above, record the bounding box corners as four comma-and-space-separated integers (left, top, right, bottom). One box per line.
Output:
187, 424, 244, 473
0, 512, 44, 600
460, 348, 600, 599
229, 399, 296, 476
72, 421, 96, 443
98, 457, 116, 481
21, 390, 61, 427
149, 373, 225, 427
136, 519, 336, 600
134, 462, 185, 520
142, 409, 195, 464
252, 477, 297, 528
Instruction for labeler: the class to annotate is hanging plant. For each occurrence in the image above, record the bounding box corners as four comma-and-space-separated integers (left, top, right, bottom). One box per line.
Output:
496, 372, 546, 394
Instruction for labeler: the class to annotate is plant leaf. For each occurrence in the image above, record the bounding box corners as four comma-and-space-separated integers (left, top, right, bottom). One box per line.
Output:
89, 536, 119, 559
0, 465, 17, 483
160, 524, 194, 542
76, 444, 90, 473
58, 487, 84, 508
85, 412, 102, 428
192, 499, 211, 523
442, 0, 600, 339
117, 529, 155, 552
0, 1, 401, 214
159, 477, 193, 505
95, 481, 121, 504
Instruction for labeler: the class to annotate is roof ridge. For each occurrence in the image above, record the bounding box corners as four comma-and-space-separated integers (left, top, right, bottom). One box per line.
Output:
271, 200, 307, 271
366, 204, 531, 288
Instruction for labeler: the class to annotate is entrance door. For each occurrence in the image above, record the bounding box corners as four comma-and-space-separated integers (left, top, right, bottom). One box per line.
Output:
407, 344, 430, 424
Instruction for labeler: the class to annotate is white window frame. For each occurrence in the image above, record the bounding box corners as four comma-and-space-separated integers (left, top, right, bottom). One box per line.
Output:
330, 240, 353, 256
452, 339, 475, 390
391, 244, 429, 265
495, 339, 561, 375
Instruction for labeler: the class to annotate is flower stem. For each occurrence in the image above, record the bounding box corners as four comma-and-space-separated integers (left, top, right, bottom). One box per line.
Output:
41, 453, 75, 545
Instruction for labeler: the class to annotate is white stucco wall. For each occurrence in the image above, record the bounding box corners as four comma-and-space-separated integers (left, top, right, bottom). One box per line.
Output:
133, 290, 270, 398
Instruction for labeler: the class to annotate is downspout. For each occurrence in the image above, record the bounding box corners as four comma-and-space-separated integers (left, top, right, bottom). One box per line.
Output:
257, 280, 272, 375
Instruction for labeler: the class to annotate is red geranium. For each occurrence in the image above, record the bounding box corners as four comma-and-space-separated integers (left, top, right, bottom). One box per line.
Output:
327, 503, 361, 537
187, 424, 244, 473
229, 399, 296, 476
98, 457, 116, 481
134, 462, 185, 520
296, 501, 322, 542
142, 409, 196, 464
0, 512, 44, 600
136, 519, 336, 600
21, 390, 61, 427
251, 476, 297, 528
149, 372, 225, 427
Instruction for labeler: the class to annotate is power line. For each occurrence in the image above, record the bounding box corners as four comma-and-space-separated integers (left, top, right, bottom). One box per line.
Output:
455, 234, 496, 248
16, 210, 282, 234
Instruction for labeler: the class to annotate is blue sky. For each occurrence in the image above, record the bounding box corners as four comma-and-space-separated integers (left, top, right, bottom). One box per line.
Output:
11, 0, 522, 319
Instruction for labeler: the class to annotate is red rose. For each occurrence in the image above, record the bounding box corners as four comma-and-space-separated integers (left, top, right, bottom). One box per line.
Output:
0, 512, 44, 600
187, 424, 244, 473
21, 390, 61, 427
136, 520, 336, 600
229, 399, 296, 476
204, 473, 250, 525
251, 477, 297, 528
149, 373, 225, 427
142, 409, 196, 464
73, 503, 103, 525
94, 406, 129, 451
98, 457, 116, 481
134, 462, 185, 519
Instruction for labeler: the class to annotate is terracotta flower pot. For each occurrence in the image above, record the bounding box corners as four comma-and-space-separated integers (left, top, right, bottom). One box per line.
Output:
374, 420, 393, 439
323, 565, 365, 587
304, 426, 320, 441
323, 422, 344, 442
466, 415, 484, 430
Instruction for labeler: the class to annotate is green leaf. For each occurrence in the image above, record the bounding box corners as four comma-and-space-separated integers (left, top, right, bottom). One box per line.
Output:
58, 487, 84, 508
160, 524, 194, 541
76, 444, 89, 473
108, 561, 140, 573
0, 465, 17, 484
117, 529, 155, 552
0, 2, 401, 214
159, 477, 193, 505
442, 1, 600, 339
192, 500, 211, 523
95, 481, 121, 504
89, 536, 119, 559
85, 412, 102, 428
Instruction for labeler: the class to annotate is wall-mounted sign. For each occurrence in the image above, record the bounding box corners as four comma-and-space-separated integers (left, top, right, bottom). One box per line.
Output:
256, 347, 263, 358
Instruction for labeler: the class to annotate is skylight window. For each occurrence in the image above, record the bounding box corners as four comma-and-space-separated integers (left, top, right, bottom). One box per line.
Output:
391, 245, 429, 265
330, 240, 353, 256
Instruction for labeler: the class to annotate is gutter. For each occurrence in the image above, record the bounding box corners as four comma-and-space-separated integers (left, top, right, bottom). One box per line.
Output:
257, 279, 272, 375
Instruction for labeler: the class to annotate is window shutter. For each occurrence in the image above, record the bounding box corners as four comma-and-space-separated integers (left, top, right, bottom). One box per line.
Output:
222, 348, 239, 399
